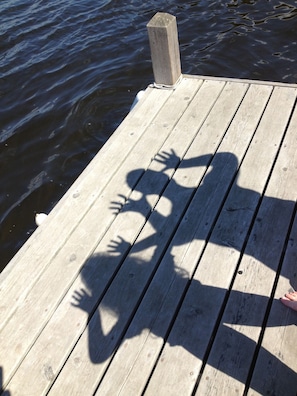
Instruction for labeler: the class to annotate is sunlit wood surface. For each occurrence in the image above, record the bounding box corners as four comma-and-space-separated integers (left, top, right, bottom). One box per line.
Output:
1, 75, 296, 396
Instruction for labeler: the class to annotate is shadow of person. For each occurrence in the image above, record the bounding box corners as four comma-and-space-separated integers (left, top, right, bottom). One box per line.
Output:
72, 252, 296, 394
111, 150, 296, 288
72, 252, 151, 363
72, 149, 296, 393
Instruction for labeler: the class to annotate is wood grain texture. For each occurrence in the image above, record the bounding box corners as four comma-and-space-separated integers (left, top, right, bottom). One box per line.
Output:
1, 76, 297, 396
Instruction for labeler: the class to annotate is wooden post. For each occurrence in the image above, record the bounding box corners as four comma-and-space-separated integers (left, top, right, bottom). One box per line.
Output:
147, 13, 182, 87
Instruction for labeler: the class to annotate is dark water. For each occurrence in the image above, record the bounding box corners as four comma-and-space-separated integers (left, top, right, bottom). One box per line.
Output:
1, 0, 297, 272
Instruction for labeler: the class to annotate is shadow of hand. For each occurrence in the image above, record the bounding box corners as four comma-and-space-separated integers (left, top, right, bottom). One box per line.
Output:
155, 149, 180, 170
109, 194, 128, 214
110, 193, 149, 215
108, 236, 131, 254
72, 288, 92, 313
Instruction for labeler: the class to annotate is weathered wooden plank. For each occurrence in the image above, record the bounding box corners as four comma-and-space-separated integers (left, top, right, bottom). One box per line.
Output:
184, 73, 297, 88
94, 82, 262, 395
4, 78, 202, 394
3, 76, 297, 396
47, 81, 248, 395
144, 86, 297, 395
246, 109, 297, 396
0, 85, 166, 328
247, 215, 297, 396
0, 81, 182, 390
197, 92, 297, 395
112, 82, 272, 396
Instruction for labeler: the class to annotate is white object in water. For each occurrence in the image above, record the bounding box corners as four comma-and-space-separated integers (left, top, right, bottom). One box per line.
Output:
130, 90, 145, 111
35, 212, 48, 226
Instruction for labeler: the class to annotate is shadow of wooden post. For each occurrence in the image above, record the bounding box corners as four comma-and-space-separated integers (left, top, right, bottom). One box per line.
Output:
147, 12, 182, 87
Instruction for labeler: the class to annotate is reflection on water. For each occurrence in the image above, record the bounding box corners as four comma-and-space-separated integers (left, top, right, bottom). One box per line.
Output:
0, 0, 297, 271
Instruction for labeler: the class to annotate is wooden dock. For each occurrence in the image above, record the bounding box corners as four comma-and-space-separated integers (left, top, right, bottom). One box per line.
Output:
1, 13, 297, 396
